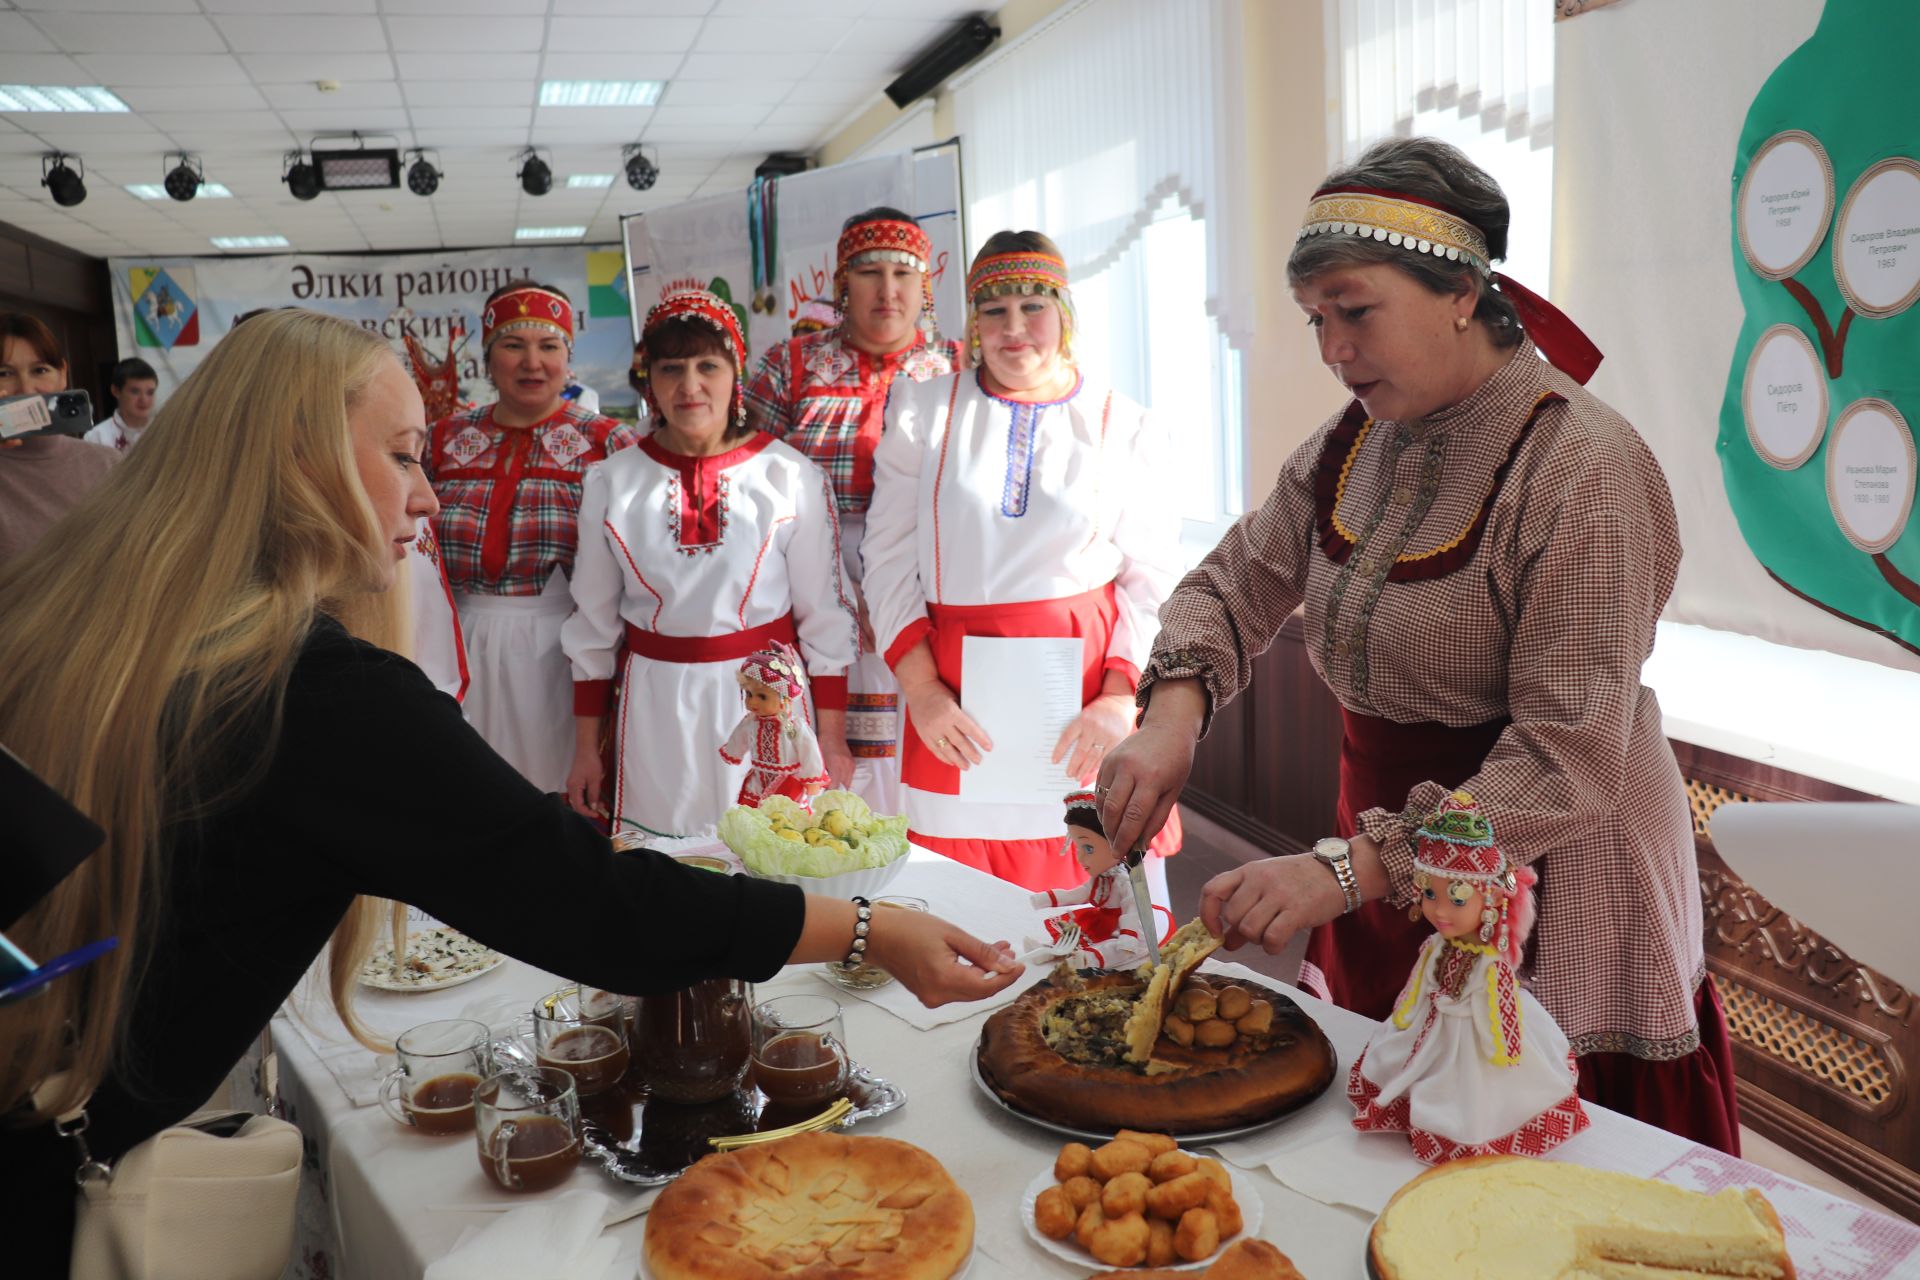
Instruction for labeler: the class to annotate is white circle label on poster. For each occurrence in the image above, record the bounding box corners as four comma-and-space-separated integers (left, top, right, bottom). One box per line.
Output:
1737, 131, 1835, 281
1742, 324, 1828, 469
1826, 398, 1916, 553
1834, 158, 1920, 317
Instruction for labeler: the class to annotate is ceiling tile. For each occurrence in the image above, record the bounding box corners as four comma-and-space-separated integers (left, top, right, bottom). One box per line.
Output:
203, 0, 376, 11
780, 78, 882, 105
261, 81, 403, 111
712, 0, 869, 16
11, 112, 164, 136
239, 53, 397, 82
0, 54, 90, 83
770, 102, 859, 129
553, 0, 716, 12
409, 107, 530, 131
393, 53, 540, 82
386, 16, 545, 52
403, 81, 536, 109
210, 15, 389, 52
536, 52, 683, 81
76, 53, 252, 86
0, 13, 61, 52
116, 85, 272, 113
16, 0, 201, 12
401, 127, 532, 149
529, 105, 653, 139
382, 0, 548, 11
832, 19, 947, 62
645, 104, 770, 128
545, 18, 704, 53
661, 78, 795, 107
697, 18, 852, 54
145, 111, 290, 135
672, 53, 814, 81
30, 13, 227, 54
278, 108, 411, 131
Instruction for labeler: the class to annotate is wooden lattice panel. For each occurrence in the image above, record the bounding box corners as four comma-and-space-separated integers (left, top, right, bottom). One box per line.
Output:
1712, 974, 1896, 1114
1685, 777, 1753, 837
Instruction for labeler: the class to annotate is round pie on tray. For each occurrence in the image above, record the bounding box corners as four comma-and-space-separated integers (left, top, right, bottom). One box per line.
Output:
643, 1132, 973, 1280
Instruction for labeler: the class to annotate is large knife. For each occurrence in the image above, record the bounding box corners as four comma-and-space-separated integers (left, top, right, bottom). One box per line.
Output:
1124, 846, 1161, 967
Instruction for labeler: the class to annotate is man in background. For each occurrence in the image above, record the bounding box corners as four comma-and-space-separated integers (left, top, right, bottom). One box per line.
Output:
85, 358, 158, 453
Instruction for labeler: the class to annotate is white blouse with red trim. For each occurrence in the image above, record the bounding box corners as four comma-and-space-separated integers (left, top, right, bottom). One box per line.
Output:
863, 370, 1183, 681
560, 430, 859, 700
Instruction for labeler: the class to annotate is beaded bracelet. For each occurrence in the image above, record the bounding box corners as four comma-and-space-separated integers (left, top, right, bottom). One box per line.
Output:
841, 896, 873, 970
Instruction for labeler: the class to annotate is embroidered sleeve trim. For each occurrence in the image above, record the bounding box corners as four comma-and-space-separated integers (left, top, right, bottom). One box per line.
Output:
884, 615, 934, 669
811, 674, 849, 710
573, 679, 614, 715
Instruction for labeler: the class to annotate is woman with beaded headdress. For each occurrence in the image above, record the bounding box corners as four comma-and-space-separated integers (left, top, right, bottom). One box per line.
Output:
426, 282, 641, 792
743, 208, 962, 817
862, 231, 1184, 902
1099, 137, 1736, 1152
561, 285, 858, 839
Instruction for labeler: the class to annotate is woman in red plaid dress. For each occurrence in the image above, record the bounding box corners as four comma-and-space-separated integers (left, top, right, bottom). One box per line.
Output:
426, 282, 641, 793
1098, 138, 1739, 1153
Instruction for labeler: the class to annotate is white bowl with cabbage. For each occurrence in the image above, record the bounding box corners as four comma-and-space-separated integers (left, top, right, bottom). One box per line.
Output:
717, 791, 910, 898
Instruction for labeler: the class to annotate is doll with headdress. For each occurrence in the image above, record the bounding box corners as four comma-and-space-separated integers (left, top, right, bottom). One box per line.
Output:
1347, 791, 1589, 1164
1021, 790, 1173, 969
719, 642, 829, 808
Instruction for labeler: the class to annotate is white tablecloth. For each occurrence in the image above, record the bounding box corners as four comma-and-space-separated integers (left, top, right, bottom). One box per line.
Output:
270, 848, 1920, 1279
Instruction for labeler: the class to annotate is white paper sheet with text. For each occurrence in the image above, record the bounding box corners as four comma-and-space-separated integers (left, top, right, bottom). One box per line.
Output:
956, 635, 1082, 805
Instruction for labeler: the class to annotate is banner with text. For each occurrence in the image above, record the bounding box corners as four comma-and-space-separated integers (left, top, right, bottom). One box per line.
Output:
109, 244, 639, 417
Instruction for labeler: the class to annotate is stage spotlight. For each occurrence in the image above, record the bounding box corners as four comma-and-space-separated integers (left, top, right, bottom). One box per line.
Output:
405, 150, 440, 197
41, 153, 85, 207
163, 153, 203, 202
282, 151, 321, 201
622, 145, 658, 192
518, 149, 552, 197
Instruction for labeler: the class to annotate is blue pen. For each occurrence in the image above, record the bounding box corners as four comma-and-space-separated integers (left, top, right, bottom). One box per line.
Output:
0, 935, 119, 1006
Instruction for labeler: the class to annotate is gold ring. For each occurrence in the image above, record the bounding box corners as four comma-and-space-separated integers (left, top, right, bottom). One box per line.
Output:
936, 736, 950, 748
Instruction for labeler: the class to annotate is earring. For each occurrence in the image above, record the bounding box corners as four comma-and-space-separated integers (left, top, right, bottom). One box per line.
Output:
1496, 898, 1511, 956
1454, 315, 1470, 332
1478, 907, 1496, 943
1408, 902, 1423, 923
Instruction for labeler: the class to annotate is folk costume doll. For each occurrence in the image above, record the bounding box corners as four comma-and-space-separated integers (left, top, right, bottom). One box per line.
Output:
426, 283, 641, 791
742, 209, 961, 817
1348, 792, 1588, 1164
863, 233, 1185, 897
561, 285, 858, 839
720, 642, 829, 807
1025, 790, 1169, 970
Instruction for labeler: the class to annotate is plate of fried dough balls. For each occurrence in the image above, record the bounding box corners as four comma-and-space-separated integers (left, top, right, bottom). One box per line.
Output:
1022, 1129, 1263, 1270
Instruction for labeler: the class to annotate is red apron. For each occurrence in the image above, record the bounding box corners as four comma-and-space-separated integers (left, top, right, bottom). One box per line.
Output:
1305, 707, 1739, 1154
903, 583, 1180, 889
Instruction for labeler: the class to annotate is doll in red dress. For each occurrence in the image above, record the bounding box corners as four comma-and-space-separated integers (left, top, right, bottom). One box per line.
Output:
718, 642, 828, 808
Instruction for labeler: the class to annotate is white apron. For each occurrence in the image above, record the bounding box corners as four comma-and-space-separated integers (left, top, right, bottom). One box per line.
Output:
457, 571, 574, 793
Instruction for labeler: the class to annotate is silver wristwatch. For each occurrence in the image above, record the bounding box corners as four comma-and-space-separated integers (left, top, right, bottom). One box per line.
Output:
1312, 837, 1362, 914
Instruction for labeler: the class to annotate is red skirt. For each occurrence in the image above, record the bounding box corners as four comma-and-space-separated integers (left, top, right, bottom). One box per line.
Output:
903, 584, 1179, 891
1304, 706, 1739, 1154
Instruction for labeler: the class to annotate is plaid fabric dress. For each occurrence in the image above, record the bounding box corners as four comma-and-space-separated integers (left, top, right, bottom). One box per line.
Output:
1143, 341, 1705, 1063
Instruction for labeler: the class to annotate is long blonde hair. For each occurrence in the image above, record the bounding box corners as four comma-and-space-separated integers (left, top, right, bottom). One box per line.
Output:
0, 309, 402, 1120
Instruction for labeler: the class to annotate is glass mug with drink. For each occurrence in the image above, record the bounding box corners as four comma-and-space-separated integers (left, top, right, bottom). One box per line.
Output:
376, 1019, 491, 1135
474, 1066, 582, 1192
750, 994, 849, 1113
531, 987, 630, 1097
820, 896, 928, 990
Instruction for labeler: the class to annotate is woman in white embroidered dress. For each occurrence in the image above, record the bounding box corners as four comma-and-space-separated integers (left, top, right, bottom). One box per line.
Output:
863, 232, 1184, 896
561, 287, 857, 839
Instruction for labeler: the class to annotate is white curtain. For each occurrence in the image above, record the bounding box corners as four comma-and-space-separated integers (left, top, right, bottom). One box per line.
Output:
951, 0, 1252, 348
1325, 0, 1555, 162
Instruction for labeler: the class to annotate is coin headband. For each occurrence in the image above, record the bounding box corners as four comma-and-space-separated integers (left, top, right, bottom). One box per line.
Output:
1297, 186, 1492, 277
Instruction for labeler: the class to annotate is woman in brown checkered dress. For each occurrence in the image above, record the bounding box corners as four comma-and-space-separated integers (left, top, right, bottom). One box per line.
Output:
1097, 137, 1739, 1153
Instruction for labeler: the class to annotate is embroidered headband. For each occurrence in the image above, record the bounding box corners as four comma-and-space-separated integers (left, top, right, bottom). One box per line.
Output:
738, 642, 805, 700
966, 248, 1076, 359
834, 217, 939, 343
1295, 185, 1603, 384
482, 286, 574, 350
636, 283, 749, 430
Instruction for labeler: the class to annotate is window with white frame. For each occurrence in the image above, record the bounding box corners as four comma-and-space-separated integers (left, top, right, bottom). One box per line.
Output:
1071, 199, 1244, 563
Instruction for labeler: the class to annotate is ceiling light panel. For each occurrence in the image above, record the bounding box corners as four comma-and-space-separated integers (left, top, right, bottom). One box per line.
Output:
538, 80, 664, 107
128, 183, 232, 199
515, 225, 586, 240
0, 85, 130, 112
211, 236, 291, 250
566, 174, 615, 188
